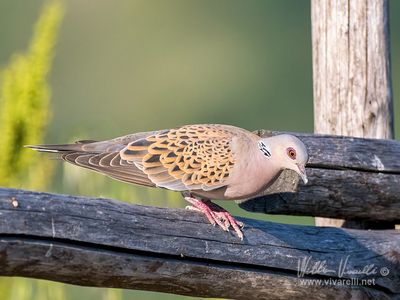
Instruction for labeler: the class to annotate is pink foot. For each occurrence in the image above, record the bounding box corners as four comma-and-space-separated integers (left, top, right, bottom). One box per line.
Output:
185, 197, 244, 240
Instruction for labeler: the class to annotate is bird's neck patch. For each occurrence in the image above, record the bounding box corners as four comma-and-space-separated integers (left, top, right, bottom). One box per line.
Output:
258, 141, 271, 157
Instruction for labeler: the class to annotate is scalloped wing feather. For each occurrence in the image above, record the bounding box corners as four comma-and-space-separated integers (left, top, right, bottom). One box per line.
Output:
120, 125, 236, 191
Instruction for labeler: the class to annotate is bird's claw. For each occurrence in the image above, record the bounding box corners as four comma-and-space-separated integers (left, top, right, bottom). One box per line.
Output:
184, 197, 244, 240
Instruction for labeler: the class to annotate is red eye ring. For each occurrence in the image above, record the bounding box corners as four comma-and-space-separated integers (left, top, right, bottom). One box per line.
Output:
287, 147, 296, 160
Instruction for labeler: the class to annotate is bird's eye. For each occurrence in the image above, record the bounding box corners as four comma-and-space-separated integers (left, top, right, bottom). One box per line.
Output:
287, 147, 296, 160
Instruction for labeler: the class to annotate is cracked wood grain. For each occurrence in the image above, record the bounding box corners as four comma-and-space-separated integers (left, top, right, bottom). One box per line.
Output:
0, 188, 399, 299
311, 0, 393, 227
311, 0, 393, 139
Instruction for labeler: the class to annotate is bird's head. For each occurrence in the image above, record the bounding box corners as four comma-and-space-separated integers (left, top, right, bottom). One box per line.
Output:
258, 134, 309, 184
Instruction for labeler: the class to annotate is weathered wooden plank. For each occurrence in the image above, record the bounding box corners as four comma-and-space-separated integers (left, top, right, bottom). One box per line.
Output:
240, 168, 400, 221
258, 130, 400, 173
0, 188, 399, 299
0, 238, 393, 300
295, 133, 400, 173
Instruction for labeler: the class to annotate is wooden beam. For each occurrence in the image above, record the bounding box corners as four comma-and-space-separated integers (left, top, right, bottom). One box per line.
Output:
311, 0, 394, 227
239, 168, 400, 222
240, 132, 400, 222
295, 133, 400, 172
0, 188, 399, 299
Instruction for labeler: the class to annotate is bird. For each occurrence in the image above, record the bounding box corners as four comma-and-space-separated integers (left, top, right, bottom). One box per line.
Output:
27, 124, 309, 240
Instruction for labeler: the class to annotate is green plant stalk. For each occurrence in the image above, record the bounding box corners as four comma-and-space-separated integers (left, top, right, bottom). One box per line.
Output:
0, 1, 63, 189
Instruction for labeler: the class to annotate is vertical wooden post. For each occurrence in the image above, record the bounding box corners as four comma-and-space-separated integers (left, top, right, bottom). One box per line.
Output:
311, 0, 394, 227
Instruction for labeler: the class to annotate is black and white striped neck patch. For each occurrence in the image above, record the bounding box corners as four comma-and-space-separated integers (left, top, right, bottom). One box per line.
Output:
258, 141, 272, 157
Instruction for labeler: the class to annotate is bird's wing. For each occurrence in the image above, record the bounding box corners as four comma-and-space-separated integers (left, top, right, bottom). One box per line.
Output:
120, 124, 236, 191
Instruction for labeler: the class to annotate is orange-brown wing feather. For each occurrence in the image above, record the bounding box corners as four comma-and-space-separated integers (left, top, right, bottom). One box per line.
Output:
120, 125, 235, 191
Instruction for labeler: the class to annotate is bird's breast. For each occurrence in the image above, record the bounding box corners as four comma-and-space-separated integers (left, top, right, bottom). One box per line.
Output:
223, 152, 280, 200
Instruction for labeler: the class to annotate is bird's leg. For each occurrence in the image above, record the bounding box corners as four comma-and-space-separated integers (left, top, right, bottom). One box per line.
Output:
184, 196, 244, 240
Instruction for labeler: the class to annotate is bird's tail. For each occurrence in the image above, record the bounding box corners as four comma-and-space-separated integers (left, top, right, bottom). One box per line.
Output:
25, 140, 96, 153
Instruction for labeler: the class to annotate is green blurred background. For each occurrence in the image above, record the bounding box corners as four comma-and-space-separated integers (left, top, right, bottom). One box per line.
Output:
0, 0, 399, 299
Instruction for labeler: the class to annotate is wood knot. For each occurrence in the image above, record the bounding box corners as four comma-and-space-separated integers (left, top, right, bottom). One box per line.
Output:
11, 197, 18, 208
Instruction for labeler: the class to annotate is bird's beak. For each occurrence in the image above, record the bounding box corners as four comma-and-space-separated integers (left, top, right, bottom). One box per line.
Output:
296, 163, 308, 184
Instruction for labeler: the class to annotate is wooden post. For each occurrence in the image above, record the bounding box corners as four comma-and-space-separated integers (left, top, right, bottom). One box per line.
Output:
311, 0, 394, 227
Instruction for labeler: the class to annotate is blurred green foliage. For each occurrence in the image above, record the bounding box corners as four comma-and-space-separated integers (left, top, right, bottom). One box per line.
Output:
0, 1, 63, 189
0, 2, 66, 300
